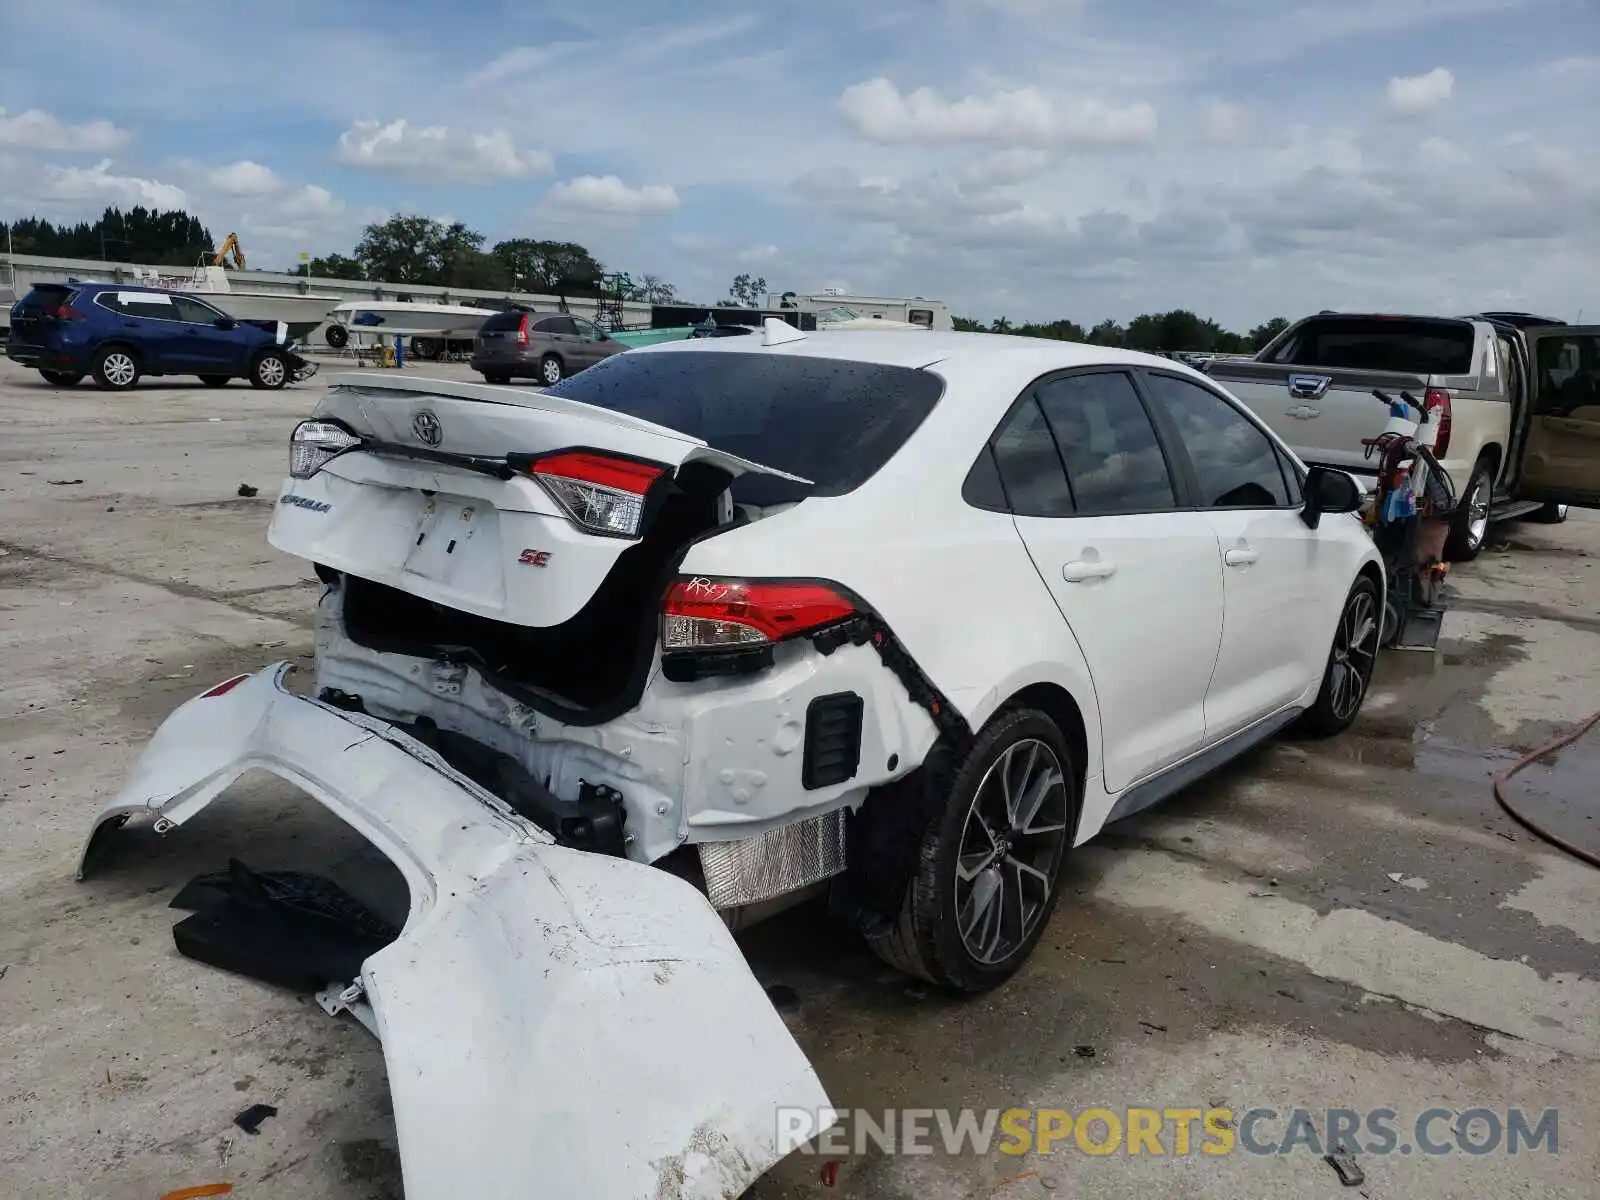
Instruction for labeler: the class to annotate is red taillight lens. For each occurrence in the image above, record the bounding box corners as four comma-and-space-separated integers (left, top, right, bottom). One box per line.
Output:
200, 673, 250, 698
661, 577, 857, 650
54, 304, 85, 322
525, 449, 667, 537
1424, 386, 1452, 457
516, 312, 530, 346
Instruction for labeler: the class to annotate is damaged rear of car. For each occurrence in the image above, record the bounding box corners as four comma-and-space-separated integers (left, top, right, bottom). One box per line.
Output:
271, 356, 951, 913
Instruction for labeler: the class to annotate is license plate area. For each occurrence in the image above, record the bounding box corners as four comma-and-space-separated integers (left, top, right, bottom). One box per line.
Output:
401, 495, 498, 586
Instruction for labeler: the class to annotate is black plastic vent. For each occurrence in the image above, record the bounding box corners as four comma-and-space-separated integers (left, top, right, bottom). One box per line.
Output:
803, 692, 864, 790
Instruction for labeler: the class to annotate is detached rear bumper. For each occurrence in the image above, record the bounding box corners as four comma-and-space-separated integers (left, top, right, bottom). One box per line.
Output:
81, 664, 832, 1199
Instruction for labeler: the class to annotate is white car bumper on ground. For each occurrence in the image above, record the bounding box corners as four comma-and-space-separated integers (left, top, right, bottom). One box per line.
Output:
79, 664, 832, 1200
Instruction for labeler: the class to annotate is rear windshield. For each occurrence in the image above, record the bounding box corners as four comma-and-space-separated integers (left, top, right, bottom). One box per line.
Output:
20, 286, 75, 314
544, 350, 945, 500
480, 310, 528, 332
1264, 317, 1476, 375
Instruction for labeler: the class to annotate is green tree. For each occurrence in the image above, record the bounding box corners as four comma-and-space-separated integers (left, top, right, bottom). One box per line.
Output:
728, 273, 767, 307
1015, 318, 1087, 342
1248, 316, 1290, 353
1086, 319, 1126, 347
638, 274, 676, 304
307, 253, 365, 280
990, 315, 1013, 333
4, 207, 213, 264
952, 315, 988, 332
490, 238, 604, 294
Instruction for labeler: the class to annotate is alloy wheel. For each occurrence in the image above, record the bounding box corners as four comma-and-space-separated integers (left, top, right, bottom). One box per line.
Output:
257, 356, 286, 387
1328, 588, 1378, 722
1465, 477, 1490, 549
542, 357, 562, 384
103, 352, 136, 388
954, 738, 1071, 966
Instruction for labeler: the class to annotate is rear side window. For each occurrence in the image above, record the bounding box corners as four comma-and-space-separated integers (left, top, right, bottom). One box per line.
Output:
102, 291, 181, 321
1264, 317, 1475, 375
1141, 373, 1293, 508
1034, 372, 1177, 514
990, 397, 1075, 517
544, 351, 944, 498
1532, 333, 1600, 415
535, 316, 579, 335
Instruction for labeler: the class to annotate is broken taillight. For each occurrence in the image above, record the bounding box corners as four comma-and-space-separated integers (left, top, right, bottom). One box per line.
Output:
1424, 387, 1452, 457
523, 449, 667, 538
289, 420, 362, 479
661, 577, 858, 651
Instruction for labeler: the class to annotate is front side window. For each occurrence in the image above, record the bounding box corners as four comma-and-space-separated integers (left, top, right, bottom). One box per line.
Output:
1142, 373, 1292, 508
172, 295, 224, 324
1034, 371, 1177, 515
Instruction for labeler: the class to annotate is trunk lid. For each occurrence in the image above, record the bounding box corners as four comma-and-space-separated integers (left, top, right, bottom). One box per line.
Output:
7, 284, 76, 349
268, 372, 808, 629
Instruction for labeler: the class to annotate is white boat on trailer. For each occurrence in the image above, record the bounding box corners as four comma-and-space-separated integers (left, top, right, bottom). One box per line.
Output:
323, 298, 499, 352
128, 264, 342, 342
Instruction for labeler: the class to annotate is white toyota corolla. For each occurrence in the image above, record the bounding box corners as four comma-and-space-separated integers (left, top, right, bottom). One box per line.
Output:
85, 323, 1384, 1197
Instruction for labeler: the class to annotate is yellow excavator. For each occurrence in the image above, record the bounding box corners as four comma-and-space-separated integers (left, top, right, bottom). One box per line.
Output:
213, 232, 246, 270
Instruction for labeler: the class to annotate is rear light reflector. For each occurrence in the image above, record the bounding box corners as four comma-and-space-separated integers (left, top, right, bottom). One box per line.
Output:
1424, 387, 1452, 457
661, 578, 857, 651
290, 420, 362, 479
516, 312, 530, 347
526, 450, 667, 538
200, 674, 250, 698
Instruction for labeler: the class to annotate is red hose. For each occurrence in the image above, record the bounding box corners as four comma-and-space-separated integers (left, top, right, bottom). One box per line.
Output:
1492, 710, 1600, 869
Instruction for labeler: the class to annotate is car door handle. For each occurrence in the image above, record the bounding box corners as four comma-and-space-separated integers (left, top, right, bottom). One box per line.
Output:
1062, 559, 1117, 582
1224, 547, 1258, 567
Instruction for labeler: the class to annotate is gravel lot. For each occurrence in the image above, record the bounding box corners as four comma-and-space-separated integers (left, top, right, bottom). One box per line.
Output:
1, 358, 1597, 1199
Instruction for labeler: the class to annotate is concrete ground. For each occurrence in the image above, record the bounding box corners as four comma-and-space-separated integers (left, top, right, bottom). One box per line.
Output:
1, 358, 1596, 1199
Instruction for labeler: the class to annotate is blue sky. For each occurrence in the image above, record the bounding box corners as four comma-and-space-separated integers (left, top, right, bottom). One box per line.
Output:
1, 0, 1596, 328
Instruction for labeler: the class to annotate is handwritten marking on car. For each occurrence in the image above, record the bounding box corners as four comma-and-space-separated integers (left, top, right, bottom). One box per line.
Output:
682, 576, 732, 601
518, 549, 552, 567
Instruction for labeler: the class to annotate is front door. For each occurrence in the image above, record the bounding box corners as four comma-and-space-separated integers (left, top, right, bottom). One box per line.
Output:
997, 370, 1224, 792
1517, 327, 1600, 508
170, 295, 239, 371
1137, 370, 1334, 738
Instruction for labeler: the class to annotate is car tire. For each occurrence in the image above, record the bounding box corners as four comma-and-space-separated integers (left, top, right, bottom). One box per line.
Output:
249, 350, 290, 390
866, 708, 1078, 993
482, 372, 512, 385
1445, 455, 1495, 561
539, 354, 564, 385
39, 370, 84, 386
199, 375, 231, 388
91, 346, 140, 391
1530, 502, 1569, 524
1294, 575, 1381, 738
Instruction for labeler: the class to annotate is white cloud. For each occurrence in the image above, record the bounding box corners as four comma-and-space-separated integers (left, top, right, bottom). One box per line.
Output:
39, 159, 188, 210
542, 174, 681, 217
191, 159, 283, 197
837, 77, 1156, 147
0, 107, 130, 153
335, 119, 552, 183
1203, 102, 1250, 144
1386, 67, 1455, 115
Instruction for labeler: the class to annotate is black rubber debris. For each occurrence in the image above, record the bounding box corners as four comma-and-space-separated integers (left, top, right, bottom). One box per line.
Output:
1324, 1150, 1365, 1187
234, 1103, 278, 1135
237, 483, 259, 497
171, 859, 398, 993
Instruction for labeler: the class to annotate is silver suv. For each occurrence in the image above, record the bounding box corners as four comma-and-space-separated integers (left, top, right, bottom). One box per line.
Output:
472, 310, 626, 386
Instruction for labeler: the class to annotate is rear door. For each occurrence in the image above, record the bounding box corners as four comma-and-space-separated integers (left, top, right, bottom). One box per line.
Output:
1139, 370, 1333, 737
569, 316, 609, 368
998, 369, 1224, 792
105, 291, 192, 371
1517, 326, 1600, 507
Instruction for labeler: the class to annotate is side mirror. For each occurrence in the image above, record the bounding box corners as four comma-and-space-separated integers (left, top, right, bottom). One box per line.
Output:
213, 316, 236, 330
1300, 465, 1364, 529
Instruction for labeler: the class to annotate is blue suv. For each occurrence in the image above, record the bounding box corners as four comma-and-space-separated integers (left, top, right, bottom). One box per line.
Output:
6, 282, 316, 391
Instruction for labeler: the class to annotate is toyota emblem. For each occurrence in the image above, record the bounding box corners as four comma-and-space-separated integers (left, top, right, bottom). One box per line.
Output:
412, 410, 442, 447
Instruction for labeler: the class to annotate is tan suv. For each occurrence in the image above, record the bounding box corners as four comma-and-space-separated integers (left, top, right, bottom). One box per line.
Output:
472, 309, 626, 386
